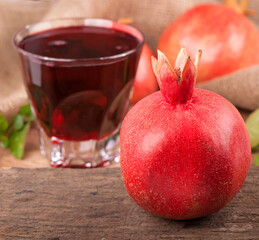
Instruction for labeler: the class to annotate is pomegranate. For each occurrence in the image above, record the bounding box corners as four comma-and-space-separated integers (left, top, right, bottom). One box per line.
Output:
157, 0, 259, 82
120, 48, 251, 220
117, 19, 158, 104
131, 44, 158, 104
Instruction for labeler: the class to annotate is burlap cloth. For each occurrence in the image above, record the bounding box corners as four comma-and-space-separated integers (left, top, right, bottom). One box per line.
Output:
0, 0, 258, 167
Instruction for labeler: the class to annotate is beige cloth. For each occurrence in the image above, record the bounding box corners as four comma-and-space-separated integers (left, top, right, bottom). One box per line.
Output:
0, 0, 54, 119
0, 0, 259, 120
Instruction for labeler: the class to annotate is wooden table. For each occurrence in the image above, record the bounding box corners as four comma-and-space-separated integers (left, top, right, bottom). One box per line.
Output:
0, 166, 259, 239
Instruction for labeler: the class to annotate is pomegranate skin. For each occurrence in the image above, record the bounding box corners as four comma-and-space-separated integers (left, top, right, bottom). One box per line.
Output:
157, 4, 259, 82
131, 44, 158, 104
120, 89, 251, 220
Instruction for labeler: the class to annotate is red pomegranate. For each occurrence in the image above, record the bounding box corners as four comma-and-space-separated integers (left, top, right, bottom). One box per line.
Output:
157, 1, 259, 82
131, 44, 158, 104
117, 19, 158, 104
120, 48, 251, 220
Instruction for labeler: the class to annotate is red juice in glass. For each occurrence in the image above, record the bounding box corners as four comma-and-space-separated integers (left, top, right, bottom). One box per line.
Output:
13, 19, 144, 168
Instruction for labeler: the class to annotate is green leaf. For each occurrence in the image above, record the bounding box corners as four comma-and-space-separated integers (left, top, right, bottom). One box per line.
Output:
8, 123, 30, 159
0, 112, 9, 133
12, 114, 24, 130
246, 109, 259, 148
253, 143, 259, 149
0, 134, 8, 148
255, 154, 259, 166
19, 104, 34, 121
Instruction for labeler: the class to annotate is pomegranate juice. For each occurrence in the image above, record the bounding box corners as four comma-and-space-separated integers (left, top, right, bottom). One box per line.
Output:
18, 26, 141, 141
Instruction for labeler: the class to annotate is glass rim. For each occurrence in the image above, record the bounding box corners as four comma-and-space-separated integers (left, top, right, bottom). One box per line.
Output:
12, 17, 145, 64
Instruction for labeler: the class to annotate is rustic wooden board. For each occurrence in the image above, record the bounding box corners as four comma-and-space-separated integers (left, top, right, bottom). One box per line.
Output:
0, 167, 259, 239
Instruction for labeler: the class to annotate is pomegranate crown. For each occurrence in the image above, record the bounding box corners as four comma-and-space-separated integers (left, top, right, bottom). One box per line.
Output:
223, 0, 255, 16
151, 48, 202, 105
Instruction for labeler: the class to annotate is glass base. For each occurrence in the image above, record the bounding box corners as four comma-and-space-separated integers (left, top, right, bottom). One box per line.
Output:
38, 128, 120, 168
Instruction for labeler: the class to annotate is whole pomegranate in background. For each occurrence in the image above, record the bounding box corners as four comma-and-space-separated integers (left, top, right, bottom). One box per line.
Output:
131, 44, 158, 104
116, 19, 158, 104
157, 2, 259, 82
120, 48, 251, 220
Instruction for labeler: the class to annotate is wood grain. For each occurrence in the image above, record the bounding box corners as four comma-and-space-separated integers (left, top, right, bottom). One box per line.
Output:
0, 167, 259, 239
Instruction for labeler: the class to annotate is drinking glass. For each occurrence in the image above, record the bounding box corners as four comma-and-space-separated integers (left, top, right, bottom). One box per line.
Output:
13, 18, 144, 168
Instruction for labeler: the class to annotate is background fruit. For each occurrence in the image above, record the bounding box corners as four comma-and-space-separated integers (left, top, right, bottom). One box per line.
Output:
131, 44, 158, 104
246, 109, 259, 148
157, 3, 259, 82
